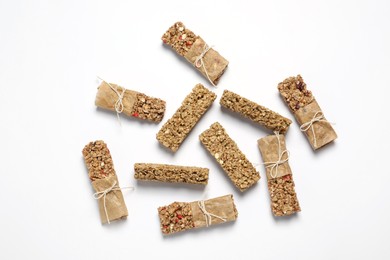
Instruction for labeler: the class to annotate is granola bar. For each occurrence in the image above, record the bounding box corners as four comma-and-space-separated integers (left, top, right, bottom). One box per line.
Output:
199, 122, 260, 192
161, 21, 229, 86
220, 90, 292, 134
134, 163, 209, 185
277, 75, 337, 150
95, 80, 166, 122
158, 194, 238, 235
257, 134, 301, 216
82, 140, 128, 224
156, 84, 216, 152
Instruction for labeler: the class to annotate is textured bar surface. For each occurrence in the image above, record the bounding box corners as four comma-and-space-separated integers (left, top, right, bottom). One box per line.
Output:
157, 84, 216, 152
158, 194, 237, 235
220, 90, 292, 134
82, 140, 116, 181
134, 163, 209, 185
199, 122, 260, 191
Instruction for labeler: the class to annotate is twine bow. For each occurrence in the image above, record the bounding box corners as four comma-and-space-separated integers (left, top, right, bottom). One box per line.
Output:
198, 200, 226, 227
194, 44, 216, 87
93, 181, 134, 224
97, 76, 126, 125
262, 131, 290, 179
299, 111, 332, 148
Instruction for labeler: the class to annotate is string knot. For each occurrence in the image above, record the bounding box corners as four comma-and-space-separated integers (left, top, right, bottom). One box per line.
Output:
262, 131, 290, 178
194, 44, 216, 87
93, 180, 134, 224
198, 200, 226, 227
299, 111, 331, 148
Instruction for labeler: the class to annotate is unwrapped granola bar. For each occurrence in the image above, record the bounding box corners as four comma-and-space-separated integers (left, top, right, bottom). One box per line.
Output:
134, 163, 209, 185
161, 21, 229, 86
199, 122, 260, 192
82, 140, 128, 224
220, 90, 292, 134
156, 84, 216, 152
158, 194, 237, 235
95, 80, 166, 122
258, 134, 301, 216
278, 75, 337, 150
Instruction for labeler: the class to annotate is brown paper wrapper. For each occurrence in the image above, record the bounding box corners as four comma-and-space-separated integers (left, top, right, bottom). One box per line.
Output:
95, 81, 138, 116
184, 37, 229, 85
295, 99, 337, 150
258, 134, 291, 179
190, 194, 237, 228
91, 175, 128, 224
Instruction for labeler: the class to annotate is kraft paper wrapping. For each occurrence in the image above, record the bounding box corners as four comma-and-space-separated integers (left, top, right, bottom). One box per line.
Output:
190, 194, 237, 228
91, 175, 128, 224
184, 37, 229, 86
295, 99, 337, 150
95, 81, 138, 116
258, 134, 292, 179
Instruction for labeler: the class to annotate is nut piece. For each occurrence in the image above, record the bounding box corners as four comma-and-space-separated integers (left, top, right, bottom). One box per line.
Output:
82, 140, 115, 181
220, 90, 292, 134
161, 21, 198, 56
156, 84, 217, 152
277, 74, 313, 112
130, 93, 166, 122
268, 175, 301, 216
199, 122, 260, 192
158, 202, 195, 235
134, 163, 209, 185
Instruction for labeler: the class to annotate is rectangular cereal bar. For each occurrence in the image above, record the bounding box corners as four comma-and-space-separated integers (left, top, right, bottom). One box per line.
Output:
161, 21, 229, 86
278, 75, 337, 149
95, 80, 166, 122
258, 134, 301, 216
156, 84, 216, 152
199, 122, 260, 191
220, 90, 292, 134
158, 194, 237, 235
82, 140, 128, 224
134, 163, 209, 185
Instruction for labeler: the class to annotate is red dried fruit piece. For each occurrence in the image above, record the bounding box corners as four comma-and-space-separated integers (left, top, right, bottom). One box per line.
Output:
177, 214, 183, 219
282, 175, 291, 181
186, 41, 192, 46
132, 112, 139, 117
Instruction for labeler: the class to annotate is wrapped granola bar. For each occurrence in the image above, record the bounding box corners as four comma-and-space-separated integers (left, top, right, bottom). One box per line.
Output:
220, 90, 292, 134
157, 84, 216, 152
199, 122, 260, 192
82, 140, 129, 224
95, 80, 166, 122
278, 75, 337, 150
134, 163, 209, 185
258, 133, 301, 216
158, 194, 238, 235
162, 21, 229, 86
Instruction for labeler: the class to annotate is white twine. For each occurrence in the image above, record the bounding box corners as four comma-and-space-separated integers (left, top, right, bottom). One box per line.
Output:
194, 44, 216, 87
299, 111, 333, 148
93, 180, 134, 224
97, 76, 126, 125
262, 131, 290, 179
197, 200, 226, 227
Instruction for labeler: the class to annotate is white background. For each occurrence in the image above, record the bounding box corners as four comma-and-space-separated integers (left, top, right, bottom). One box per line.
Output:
1, 0, 389, 259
